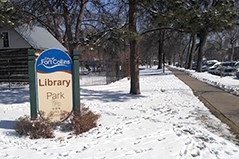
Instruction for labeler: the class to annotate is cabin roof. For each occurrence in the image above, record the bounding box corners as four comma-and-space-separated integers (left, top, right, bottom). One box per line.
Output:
15, 24, 67, 51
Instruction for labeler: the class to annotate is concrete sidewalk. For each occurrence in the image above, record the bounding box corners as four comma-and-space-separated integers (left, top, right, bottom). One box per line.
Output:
168, 67, 239, 138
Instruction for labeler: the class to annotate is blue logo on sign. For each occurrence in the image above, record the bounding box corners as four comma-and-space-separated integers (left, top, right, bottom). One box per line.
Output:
36, 49, 72, 73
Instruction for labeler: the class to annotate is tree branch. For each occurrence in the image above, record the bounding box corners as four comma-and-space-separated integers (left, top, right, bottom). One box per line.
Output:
140, 26, 173, 36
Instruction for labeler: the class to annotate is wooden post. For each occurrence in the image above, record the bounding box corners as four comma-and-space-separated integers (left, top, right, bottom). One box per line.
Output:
28, 49, 37, 119
72, 50, 80, 112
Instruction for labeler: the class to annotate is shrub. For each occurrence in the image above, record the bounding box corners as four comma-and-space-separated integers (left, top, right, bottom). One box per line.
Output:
15, 116, 54, 139
71, 107, 100, 135
15, 105, 100, 139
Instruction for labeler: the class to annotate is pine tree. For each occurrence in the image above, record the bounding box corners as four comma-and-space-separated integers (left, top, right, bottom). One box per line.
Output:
0, 1, 15, 27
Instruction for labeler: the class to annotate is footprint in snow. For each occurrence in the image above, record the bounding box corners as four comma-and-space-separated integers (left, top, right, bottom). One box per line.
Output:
180, 140, 201, 158
0, 153, 9, 157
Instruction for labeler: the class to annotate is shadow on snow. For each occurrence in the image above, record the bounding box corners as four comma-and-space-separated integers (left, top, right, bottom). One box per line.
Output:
81, 88, 145, 103
0, 120, 16, 130
0, 87, 29, 104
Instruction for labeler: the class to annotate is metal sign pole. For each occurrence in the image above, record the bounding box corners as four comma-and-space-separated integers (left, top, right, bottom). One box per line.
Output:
72, 50, 80, 113
28, 49, 37, 119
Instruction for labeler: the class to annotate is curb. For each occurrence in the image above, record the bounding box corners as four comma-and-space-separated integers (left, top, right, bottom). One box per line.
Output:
195, 92, 239, 140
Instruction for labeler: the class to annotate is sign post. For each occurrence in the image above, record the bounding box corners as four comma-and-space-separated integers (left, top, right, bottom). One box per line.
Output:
36, 49, 73, 122
72, 50, 80, 112
28, 49, 37, 119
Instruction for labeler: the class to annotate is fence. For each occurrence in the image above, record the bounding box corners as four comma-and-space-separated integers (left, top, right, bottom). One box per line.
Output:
79, 60, 128, 86
0, 49, 28, 83
0, 52, 128, 87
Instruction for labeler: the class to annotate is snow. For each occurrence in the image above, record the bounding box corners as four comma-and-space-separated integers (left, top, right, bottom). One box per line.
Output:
15, 24, 67, 51
1, 67, 239, 159
175, 67, 239, 96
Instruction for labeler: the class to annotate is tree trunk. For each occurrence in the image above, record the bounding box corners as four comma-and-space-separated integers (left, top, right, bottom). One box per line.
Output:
157, 37, 163, 69
162, 51, 165, 73
196, 29, 207, 72
185, 36, 191, 68
230, 41, 235, 61
129, 0, 140, 94
75, 0, 87, 39
157, 30, 165, 69
173, 53, 176, 66
62, 0, 74, 54
187, 33, 196, 69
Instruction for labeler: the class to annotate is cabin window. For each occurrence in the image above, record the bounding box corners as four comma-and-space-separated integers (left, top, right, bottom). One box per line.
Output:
1, 32, 9, 47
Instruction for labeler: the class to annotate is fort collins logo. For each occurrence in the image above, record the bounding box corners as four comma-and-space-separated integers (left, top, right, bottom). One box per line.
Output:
36, 49, 73, 122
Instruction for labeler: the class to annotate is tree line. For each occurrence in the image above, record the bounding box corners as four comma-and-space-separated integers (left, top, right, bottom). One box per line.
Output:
0, 0, 238, 94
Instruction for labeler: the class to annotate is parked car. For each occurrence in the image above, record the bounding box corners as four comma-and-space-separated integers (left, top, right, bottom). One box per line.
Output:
192, 60, 218, 71
192, 62, 197, 70
208, 61, 237, 76
202, 60, 218, 72
235, 62, 239, 68
212, 61, 237, 76
236, 69, 239, 78
221, 61, 236, 67
235, 62, 239, 78
208, 62, 221, 74
216, 67, 237, 76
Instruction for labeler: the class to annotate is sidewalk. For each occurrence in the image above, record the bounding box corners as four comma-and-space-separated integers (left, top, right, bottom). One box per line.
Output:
168, 67, 239, 138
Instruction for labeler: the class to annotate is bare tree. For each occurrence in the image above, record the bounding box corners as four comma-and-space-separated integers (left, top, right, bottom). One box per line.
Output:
12, 0, 88, 53
226, 26, 239, 61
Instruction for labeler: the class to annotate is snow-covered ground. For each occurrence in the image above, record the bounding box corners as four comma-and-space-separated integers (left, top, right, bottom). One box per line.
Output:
80, 72, 107, 86
0, 67, 239, 159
